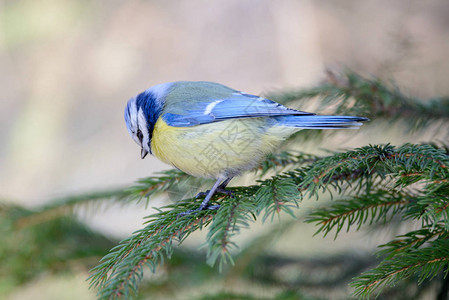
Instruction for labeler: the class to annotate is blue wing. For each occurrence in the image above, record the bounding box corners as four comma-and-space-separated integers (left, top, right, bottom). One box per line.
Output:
161, 81, 313, 127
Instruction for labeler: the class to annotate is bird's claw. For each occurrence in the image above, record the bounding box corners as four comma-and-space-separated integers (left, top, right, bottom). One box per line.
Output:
195, 187, 234, 199
179, 177, 232, 217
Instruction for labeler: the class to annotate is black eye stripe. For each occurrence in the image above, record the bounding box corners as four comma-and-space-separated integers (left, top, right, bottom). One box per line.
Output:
136, 129, 143, 142
135, 91, 161, 142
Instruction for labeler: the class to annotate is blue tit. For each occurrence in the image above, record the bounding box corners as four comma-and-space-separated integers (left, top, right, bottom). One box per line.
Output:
124, 81, 368, 213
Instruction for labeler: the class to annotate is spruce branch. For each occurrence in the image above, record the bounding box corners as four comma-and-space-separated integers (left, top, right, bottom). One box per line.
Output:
267, 70, 449, 146
268, 70, 449, 124
298, 143, 448, 298
255, 151, 320, 177
86, 144, 449, 298
88, 179, 304, 298
14, 189, 129, 229
289, 144, 448, 199
13, 170, 208, 230
127, 169, 204, 205
377, 225, 449, 259
88, 201, 215, 299
352, 238, 449, 298
254, 177, 301, 222
0, 203, 116, 291
204, 193, 257, 269
15, 153, 318, 232
45, 143, 444, 298
306, 190, 412, 238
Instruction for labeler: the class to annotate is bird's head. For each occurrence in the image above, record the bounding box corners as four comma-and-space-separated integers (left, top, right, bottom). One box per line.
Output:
124, 86, 167, 159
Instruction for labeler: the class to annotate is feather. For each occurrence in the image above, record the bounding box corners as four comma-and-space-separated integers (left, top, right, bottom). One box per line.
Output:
161, 81, 313, 127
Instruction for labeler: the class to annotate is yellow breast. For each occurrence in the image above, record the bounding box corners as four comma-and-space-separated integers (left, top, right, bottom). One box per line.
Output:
151, 117, 294, 178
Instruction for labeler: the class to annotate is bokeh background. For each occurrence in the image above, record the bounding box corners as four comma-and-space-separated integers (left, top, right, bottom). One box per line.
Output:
1, 0, 449, 299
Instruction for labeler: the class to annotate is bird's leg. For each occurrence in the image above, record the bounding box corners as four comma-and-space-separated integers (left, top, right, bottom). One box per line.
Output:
195, 177, 234, 199
178, 177, 233, 217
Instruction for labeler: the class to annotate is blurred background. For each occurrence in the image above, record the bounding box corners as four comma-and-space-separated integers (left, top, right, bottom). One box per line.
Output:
1, 0, 449, 299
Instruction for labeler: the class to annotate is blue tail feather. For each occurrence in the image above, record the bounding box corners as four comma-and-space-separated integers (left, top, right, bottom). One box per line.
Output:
274, 115, 369, 129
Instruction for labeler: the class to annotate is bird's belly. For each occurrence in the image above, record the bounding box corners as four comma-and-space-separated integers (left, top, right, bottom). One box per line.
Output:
151, 117, 286, 178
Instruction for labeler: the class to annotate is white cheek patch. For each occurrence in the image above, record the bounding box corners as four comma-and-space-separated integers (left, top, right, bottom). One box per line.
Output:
137, 108, 150, 151
129, 99, 138, 129
204, 100, 224, 115
127, 98, 141, 145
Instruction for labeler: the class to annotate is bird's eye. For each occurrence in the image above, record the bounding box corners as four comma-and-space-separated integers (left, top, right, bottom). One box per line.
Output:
136, 129, 143, 143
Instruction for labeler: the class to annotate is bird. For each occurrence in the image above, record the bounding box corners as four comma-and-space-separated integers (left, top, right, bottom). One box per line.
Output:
124, 81, 368, 215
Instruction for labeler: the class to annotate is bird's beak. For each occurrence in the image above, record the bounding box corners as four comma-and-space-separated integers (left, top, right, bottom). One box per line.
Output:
141, 148, 148, 159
